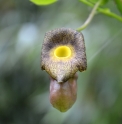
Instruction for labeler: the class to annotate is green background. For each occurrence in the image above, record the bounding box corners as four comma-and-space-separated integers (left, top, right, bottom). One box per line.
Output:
0, 0, 122, 124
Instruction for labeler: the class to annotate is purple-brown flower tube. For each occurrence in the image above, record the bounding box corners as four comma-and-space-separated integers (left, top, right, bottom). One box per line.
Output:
41, 28, 87, 112
50, 73, 78, 112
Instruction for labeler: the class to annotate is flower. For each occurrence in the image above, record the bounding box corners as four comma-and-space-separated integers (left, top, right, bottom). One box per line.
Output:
41, 28, 87, 83
41, 28, 87, 112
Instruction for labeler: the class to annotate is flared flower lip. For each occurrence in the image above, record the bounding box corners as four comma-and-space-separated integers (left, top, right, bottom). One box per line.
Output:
41, 28, 87, 82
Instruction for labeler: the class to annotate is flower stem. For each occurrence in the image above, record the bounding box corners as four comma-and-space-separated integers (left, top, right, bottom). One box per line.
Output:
77, 0, 103, 32
80, 0, 122, 22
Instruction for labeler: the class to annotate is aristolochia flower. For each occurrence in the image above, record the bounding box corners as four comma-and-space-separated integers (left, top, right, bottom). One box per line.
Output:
41, 28, 87, 112
41, 28, 87, 83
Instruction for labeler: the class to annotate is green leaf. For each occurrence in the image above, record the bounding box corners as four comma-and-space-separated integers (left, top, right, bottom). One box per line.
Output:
114, 0, 122, 14
101, 0, 109, 5
89, 0, 109, 6
30, 0, 58, 5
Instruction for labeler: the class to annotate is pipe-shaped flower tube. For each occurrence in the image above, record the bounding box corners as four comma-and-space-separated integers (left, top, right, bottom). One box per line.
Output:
41, 28, 87, 112
50, 73, 78, 112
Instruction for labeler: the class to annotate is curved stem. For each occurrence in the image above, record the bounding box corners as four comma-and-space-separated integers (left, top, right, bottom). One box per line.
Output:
76, 0, 103, 32
80, 0, 122, 22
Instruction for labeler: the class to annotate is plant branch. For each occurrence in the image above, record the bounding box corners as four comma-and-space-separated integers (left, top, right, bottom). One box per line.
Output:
80, 0, 122, 22
77, 0, 103, 32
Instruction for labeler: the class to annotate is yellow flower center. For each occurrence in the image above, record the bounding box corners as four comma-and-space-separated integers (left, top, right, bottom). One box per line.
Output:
54, 46, 71, 58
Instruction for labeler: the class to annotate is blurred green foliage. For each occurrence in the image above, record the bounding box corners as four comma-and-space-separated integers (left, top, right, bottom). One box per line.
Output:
80, 0, 122, 22
0, 0, 122, 124
114, 0, 122, 14
30, 0, 58, 6
89, 0, 109, 6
